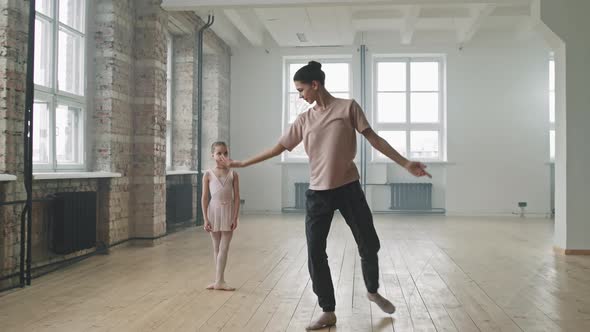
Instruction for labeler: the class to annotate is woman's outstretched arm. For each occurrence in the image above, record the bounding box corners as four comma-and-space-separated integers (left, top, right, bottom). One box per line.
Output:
220, 143, 287, 168
362, 128, 432, 178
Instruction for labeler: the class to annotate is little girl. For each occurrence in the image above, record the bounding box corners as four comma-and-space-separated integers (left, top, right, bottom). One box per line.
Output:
202, 141, 240, 291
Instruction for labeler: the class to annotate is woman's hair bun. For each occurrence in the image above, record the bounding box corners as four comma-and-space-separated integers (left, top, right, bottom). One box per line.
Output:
307, 61, 322, 69
293, 60, 326, 85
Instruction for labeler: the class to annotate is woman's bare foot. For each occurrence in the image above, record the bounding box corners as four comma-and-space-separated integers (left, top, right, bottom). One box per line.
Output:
306, 312, 337, 330
213, 281, 235, 291
367, 292, 396, 314
206, 283, 216, 290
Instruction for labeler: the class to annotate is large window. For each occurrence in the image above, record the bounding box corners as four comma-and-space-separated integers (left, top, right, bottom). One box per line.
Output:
373, 57, 445, 161
34, 0, 86, 171
549, 58, 555, 160
282, 58, 351, 161
166, 31, 173, 169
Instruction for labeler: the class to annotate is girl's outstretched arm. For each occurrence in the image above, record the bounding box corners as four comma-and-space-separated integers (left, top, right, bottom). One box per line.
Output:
220, 143, 286, 168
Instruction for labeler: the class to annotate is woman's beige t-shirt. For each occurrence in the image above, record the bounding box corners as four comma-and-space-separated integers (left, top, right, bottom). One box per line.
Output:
279, 98, 371, 191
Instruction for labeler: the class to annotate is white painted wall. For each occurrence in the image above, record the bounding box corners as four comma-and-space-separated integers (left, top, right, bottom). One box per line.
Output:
229, 47, 284, 213
230, 31, 552, 216
443, 34, 551, 216
540, 0, 590, 250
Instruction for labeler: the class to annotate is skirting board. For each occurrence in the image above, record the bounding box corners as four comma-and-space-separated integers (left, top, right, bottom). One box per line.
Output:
554, 246, 590, 255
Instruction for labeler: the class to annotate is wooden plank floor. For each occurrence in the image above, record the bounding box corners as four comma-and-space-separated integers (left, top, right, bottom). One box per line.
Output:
1, 214, 590, 332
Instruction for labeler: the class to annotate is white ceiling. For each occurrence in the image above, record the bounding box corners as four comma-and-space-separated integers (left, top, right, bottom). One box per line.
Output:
163, 0, 535, 49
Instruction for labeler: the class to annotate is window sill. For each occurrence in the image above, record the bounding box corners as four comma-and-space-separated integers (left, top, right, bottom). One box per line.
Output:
33, 172, 122, 180
166, 170, 200, 176
0, 174, 17, 182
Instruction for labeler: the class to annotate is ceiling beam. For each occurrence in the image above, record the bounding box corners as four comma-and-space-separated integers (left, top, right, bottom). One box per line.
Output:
162, 0, 531, 10
400, 6, 421, 45
223, 9, 265, 46
456, 4, 495, 44
351, 10, 403, 20
350, 10, 402, 32
351, 18, 400, 32
491, 4, 530, 17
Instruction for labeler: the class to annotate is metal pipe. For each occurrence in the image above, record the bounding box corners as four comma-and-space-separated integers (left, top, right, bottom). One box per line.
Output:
196, 15, 214, 226
23, 0, 36, 286
19, 206, 26, 286
359, 45, 367, 193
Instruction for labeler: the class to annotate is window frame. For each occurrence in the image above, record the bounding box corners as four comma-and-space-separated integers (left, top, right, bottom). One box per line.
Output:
281, 56, 353, 162
372, 56, 446, 162
33, 0, 88, 172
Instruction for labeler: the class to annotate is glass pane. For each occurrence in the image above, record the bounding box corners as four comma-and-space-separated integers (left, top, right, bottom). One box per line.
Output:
56, 104, 82, 164
411, 62, 439, 91
289, 62, 350, 92
289, 63, 306, 92
58, 29, 85, 95
59, 0, 85, 32
289, 93, 313, 123
34, 18, 52, 87
549, 59, 555, 91
550, 130, 555, 160
376, 131, 406, 159
286, 143, 307, 159
410, 131, 439, 159
377, 62, 406, 91
323, 63, 349, 92
377, 93, 406, 123
549, 91, 555, 123
36, 0, 52, 17
411, 92, 439, 123
33, 101, 51, 164
289, 93, 298, 123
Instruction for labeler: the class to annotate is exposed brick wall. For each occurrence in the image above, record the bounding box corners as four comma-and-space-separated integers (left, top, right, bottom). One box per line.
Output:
200, 13, 231, 170
168, 12, 231, 222
202, 52, 231, 170
131, 0, 167, 238
0, 0, 29, 289
93, 0, 135, 175
97, 177, 130, 245
93, 0, 136, 245
0, 0, 232, 289
172, 33, 196, 170
0, 0, 27, 177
